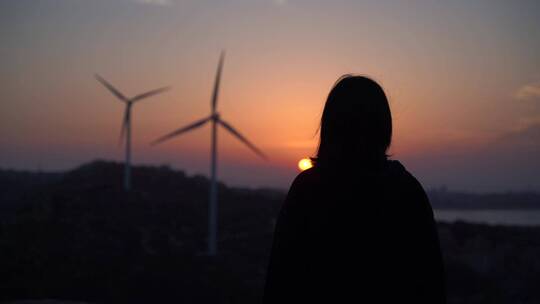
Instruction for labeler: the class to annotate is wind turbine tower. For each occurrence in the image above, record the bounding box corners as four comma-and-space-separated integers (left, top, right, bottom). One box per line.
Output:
152, 51, 267, 255
95, 74, 169, 191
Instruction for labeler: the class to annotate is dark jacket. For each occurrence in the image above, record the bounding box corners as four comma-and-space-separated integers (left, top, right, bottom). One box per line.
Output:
263, 160, 446, 303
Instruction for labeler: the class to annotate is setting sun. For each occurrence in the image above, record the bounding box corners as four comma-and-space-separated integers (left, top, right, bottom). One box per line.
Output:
298, 158, 313, 171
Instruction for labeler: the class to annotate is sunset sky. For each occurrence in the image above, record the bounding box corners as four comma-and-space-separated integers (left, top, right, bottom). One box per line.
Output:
1, 0, 539, 192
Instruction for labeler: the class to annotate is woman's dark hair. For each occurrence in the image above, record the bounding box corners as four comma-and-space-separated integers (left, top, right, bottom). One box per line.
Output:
313, 75, 392, 170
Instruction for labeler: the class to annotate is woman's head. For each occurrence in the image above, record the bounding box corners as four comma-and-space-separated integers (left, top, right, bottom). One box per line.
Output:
314, 75, 392, 170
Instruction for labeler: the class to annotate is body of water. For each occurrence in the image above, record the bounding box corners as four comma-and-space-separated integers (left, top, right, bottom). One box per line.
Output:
434, 209, 540, 226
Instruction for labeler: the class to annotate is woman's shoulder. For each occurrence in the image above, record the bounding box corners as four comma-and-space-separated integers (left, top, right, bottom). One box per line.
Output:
287, 159, 428, 197
283, 167, 323, 203
383, 160, 422, 187
291, 166, 322, 188
385, 160, 434, 216
289, 160, 419, 188
284, 167, 322, 202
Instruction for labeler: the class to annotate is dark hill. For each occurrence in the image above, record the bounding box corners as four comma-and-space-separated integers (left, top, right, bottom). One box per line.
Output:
0, 161, 539, 303
0, 161, 283, 303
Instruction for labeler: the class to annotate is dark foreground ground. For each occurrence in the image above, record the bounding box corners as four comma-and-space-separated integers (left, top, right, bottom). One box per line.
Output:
1, 161, 539, 303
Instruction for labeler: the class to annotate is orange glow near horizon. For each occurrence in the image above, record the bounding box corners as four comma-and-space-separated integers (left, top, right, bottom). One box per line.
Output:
1, 1, 539, 191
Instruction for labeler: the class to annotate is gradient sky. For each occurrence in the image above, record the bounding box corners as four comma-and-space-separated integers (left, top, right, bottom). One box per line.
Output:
1, 0, 539, 192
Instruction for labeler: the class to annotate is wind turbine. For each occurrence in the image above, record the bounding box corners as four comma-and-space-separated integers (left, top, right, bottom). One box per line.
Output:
151, 51, 267, 256
95, 74, 169, 191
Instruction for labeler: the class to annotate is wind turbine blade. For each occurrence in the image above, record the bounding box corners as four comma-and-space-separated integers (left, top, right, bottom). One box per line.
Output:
95, 74, 128, 102
218, 118, 267, 159
151, 116, 211, 146
119, 107, 129, 146
211, 51, 225, 113
131, 86, 171, 103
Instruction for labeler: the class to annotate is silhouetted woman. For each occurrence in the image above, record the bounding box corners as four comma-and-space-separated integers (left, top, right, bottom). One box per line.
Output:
264, 75, 446, 303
